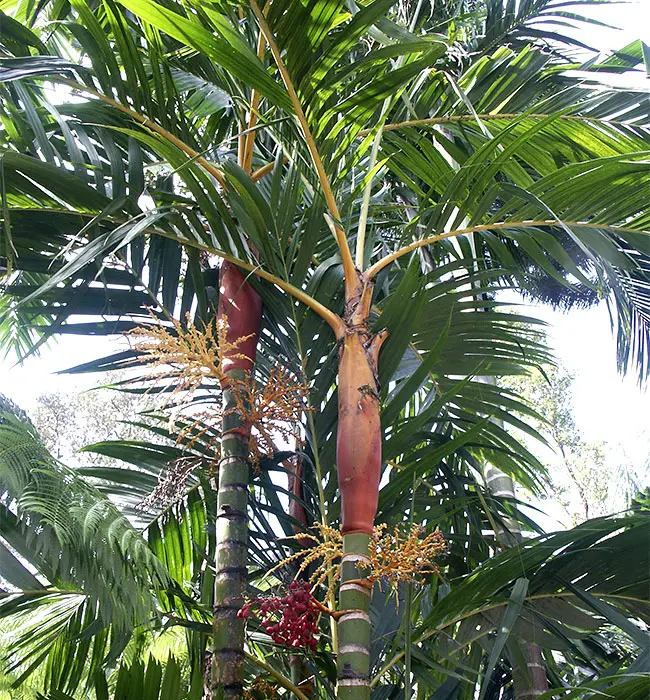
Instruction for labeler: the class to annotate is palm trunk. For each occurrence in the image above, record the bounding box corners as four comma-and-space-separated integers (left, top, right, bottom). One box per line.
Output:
510, 644, 549, 700
290, 655, 312, 700
210, 262, 262, 699
287, 456, 310, 547
337, 532, 373, 700
335, 275, 387, 700
480, 320, 549, 700
485, 463, 548, 699
288, 457, 314, 699
484, 466, 522, 548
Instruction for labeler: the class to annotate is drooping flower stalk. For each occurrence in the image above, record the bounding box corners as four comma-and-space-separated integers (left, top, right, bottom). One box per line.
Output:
211, 261, 262, 699
334, 273, 387, 700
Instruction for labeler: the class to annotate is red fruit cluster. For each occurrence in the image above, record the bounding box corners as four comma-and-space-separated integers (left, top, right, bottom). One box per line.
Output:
237, 580, 319, 651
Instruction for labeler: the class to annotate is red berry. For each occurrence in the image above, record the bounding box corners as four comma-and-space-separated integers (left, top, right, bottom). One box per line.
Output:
250, 582, 319, 650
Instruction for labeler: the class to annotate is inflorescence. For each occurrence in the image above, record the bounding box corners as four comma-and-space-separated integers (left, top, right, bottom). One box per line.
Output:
237, 580, 320, 651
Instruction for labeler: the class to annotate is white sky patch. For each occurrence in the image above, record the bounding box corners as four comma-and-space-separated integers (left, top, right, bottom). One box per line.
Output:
1, 335, 130, 409
572, 0, 650, 54
514, 298, 650, 530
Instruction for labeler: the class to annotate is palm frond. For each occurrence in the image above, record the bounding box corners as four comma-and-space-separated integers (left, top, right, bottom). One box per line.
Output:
0, 403, 168, 626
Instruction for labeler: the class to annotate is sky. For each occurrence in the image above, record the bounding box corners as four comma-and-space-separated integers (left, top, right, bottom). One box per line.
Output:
524, 0, 650, 523
573, 0, 650, 54
1, 334, 127, 408
1, 1, 650, 527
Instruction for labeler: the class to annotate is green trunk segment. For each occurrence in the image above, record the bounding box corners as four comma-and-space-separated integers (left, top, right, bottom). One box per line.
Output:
211, 371, 250, 700
337, 533, 372, 700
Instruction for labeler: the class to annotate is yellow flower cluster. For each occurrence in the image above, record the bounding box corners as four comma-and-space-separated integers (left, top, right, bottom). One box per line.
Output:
243, 677, 278, 700
128, 313, 311, 503
273, 523, 446, 600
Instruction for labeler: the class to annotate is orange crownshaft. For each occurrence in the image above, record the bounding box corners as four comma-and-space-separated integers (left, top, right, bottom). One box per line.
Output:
336, 275, 388, 535
218, 261, 262, 378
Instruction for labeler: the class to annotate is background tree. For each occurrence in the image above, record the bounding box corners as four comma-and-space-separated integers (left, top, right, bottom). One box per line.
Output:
30, 373, 162, 465
505, 364, 645, 523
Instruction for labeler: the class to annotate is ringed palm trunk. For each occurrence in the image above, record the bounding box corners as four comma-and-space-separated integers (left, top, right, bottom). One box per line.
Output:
480, 314, 548, 699
335, 274, 387, 700
210, 261, 262, 699
485, 461, 548, 699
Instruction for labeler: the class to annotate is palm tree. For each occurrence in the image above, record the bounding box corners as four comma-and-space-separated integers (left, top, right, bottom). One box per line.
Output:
1, 0, 650, 698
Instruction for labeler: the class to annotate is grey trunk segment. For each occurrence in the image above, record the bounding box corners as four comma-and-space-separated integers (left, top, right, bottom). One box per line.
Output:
481, 376, 548, 698
210, 371, 249, 699
485, 462, 549, 697
484, 462, 549, 699
484, 465, 522, 548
